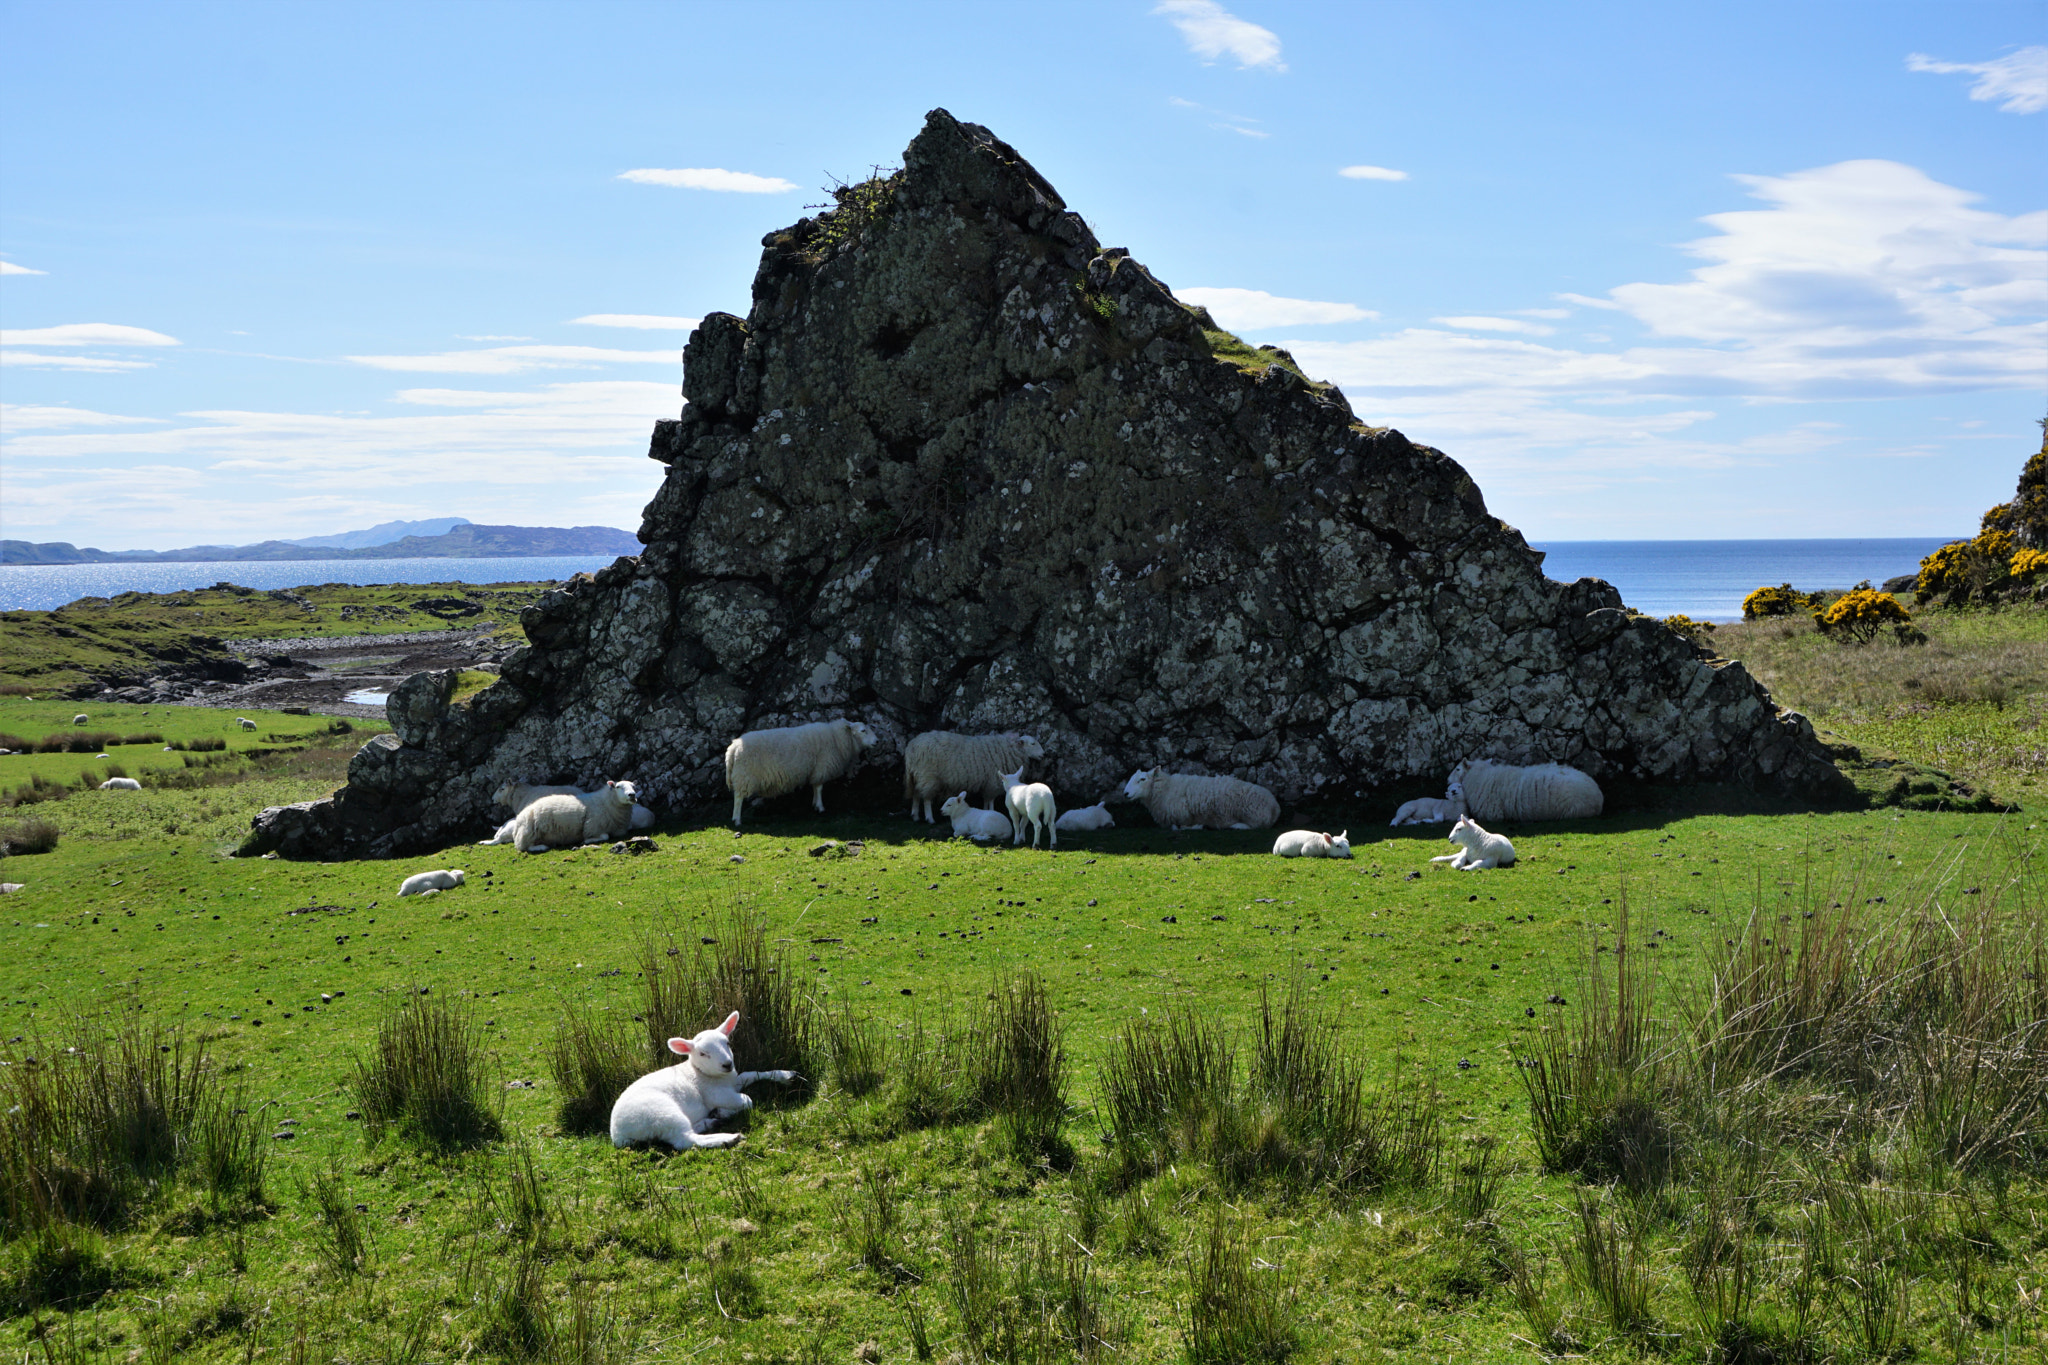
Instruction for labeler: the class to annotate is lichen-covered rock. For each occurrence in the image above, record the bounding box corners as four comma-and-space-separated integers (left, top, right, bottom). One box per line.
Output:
247, 109, 1845, 859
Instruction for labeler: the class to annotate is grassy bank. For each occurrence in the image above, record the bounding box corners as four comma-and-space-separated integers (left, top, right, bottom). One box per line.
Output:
0, 580, 553, 695
1716, 606, 2048, 807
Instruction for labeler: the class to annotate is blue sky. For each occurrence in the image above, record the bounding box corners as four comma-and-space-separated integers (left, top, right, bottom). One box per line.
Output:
2, 0, 2042, 549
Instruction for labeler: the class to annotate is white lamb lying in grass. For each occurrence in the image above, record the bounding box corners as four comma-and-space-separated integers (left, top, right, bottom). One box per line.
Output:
512, 781, 638, 853
98, 777, 142, 791
1273, 829, 1351, 858
609, 1011, 798, 1150
1054, 802, 1114, 832
1449, 758, 1602, 823
1430, 815, 1516, 870
940, 792, 1013, 842
479, 779, 654, 844
999, 765, 1056, 848
1391, 795, 1465, 826
1122, 768, 1279, 830
398, 868, 465, 896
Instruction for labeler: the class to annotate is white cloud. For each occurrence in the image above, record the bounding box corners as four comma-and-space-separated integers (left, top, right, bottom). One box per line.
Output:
0, 260, 47, 276
571, 314, 703, 330
1, 404, 163, 429
0, 351, 157, 372
1178, 287, 1375, 328
619, 167, 799, 193
1433, 315, 1555, 336
1339, 165, 1408, 182
346, 344, 679, 375
1556, 292, 1624, 311
1518, 308, 1570, 319
1908, 45, 2048, 114
1153, 0, 1285, 71
0, 323, 179, 347
458, 334, 534, 342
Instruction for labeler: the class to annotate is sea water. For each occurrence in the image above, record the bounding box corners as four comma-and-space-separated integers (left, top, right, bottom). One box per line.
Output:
0, 555, 621, 612
0, 541, 1959, 621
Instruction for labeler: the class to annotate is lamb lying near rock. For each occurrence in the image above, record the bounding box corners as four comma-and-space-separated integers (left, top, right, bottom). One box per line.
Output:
1430, 815, 1516, 870
480, 779, 654, 844
512, 781, 638, 853
1054, 802, 1114, 832
940, 792, 1013, 842
1273, 829, 1351, 858
1391, 795, 1464, 826
609, 1011, 798, 1150
398, 868, 465, 896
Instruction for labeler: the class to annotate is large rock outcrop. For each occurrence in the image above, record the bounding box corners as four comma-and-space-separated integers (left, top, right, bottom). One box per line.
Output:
250, 110, 1844, 859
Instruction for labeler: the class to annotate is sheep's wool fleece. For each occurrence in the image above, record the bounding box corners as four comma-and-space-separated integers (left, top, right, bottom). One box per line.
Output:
248, 109, 1847, 858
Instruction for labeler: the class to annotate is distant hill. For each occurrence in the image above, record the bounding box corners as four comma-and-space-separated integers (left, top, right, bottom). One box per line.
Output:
1, 523, 640, 565
283, 516, 473, 550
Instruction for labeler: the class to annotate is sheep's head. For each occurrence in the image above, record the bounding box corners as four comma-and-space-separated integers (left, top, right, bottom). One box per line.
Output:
1328, 831, 1351, 859
1019, 735, 1045, 760
847, 721, 878, 748
1120, 768, 1157, 801
997, 765, 1025, 790
939, 792, 970, 818
667, 1010, 740, 1077
491, 781, 517, 808
606, 779, 639, 805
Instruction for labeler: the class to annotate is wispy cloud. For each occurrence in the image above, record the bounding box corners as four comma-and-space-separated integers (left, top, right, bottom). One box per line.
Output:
0, 352, 157, 372
457, 334, 534, 342
1167, 96, 1268, 139
1908, 45, 2048, 114
1178, 287, 1374, 328
1154, 0, 1285, 71
346, 344, 679, 375
571, 314, 702, 330
619, 167, 799, 193
0, 323, 179, 347
0, 260, 47, 276
1, 404, 164, 430
1433, 315, 1555, 335
1339, 164, 1408, 182
1556, 292, 1625, 311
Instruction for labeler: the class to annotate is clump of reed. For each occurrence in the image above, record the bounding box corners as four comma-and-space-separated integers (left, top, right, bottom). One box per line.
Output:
350, 991, 502, 1152
0, 813, 60, 855
543, 1002, 640, 1138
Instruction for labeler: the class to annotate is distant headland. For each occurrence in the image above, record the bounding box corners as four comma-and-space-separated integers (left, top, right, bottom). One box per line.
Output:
1, 518, 640, 565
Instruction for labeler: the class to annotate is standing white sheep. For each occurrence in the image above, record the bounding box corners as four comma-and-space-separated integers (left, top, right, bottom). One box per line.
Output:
609, 1011, 798, 1150
1273, 829, 1351, 858
1431, 815, 1517, 870
1449, 758, 1603, 823
512, 781, 638, 853
939, 792, 1013, 842
902, 732, 1045, 821
724, 719, 876, 828
398, 868, 465, 896
998, 765, 1056, 848
237, 718, 257, 732
72, 714, 88, 726
1054, 802, 1114, 832
98, 777, 142, 791
1121, 768, 1279, 831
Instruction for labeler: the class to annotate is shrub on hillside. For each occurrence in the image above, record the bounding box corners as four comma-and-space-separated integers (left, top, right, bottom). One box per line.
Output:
1740, 584, 1820, 620
1661, 614, 1715, 646
1818, 588, 1913, 643
1919, 528, 2016, 604
0, 815, 59, 856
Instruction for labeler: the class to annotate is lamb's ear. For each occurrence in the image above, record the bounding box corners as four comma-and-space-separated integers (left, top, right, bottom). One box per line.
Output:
667, 1037, 692, 1056
1337, 830, 1347, 841
718, 1011, 740, 1037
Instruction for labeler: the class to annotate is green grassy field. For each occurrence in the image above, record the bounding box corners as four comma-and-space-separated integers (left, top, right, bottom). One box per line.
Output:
0, 580, 552, 695
0, 609, 2045, 1362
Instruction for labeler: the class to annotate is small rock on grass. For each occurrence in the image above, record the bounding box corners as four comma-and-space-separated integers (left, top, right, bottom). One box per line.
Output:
610, 836, 659, 855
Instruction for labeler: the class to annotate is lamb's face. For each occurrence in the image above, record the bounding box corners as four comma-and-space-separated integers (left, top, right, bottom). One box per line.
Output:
940, 793, 969, 819
687, 1029, 737, 1077
1329, 832, 1351, 859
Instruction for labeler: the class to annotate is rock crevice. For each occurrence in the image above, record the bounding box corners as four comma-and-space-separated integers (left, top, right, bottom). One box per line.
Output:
250, 109, 1843, 858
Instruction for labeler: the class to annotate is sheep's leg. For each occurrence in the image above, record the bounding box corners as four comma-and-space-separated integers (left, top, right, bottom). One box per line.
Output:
731, 794, 744, 827
737, 1070, 798, 1087
812, 784, 825, 813
1429, 853, 1458, 864
1047, 818, 1056, 849
1229, 823, 1251, 830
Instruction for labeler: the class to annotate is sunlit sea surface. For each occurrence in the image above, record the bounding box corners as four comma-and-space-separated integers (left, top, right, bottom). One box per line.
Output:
0, 556, 622, 612
0, 541, 1958, 621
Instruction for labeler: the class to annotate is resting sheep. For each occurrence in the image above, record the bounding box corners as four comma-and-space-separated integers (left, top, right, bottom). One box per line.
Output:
512, 781, 638, 853
98, 777, 142, 791
724, 719, 876, 827
1121, 768, 1279, 831
1431, 815, 1516, 870
237, 718, 257, 732
609, 1010, 798, 1150
398, 868, 465, 896
1054, 802, 1114, 832
903, 731, 1044, 822
999, 765, 1056, 848
1449, 758, 1602, 823
939, 792, 1013, 842
1273, 829, 1351, 858
1391, 795, 1465, 826
480, 779, 654, 844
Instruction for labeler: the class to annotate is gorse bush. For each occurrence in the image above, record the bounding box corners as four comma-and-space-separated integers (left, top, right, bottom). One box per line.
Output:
1741, 583, 1821, 620
1661, 613, 1716, 646
351, 992, 502, 1152
1818, 587, 1913, 643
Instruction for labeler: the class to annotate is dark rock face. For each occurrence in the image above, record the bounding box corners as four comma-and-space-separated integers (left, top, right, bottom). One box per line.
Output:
248, 110, 1845, 859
